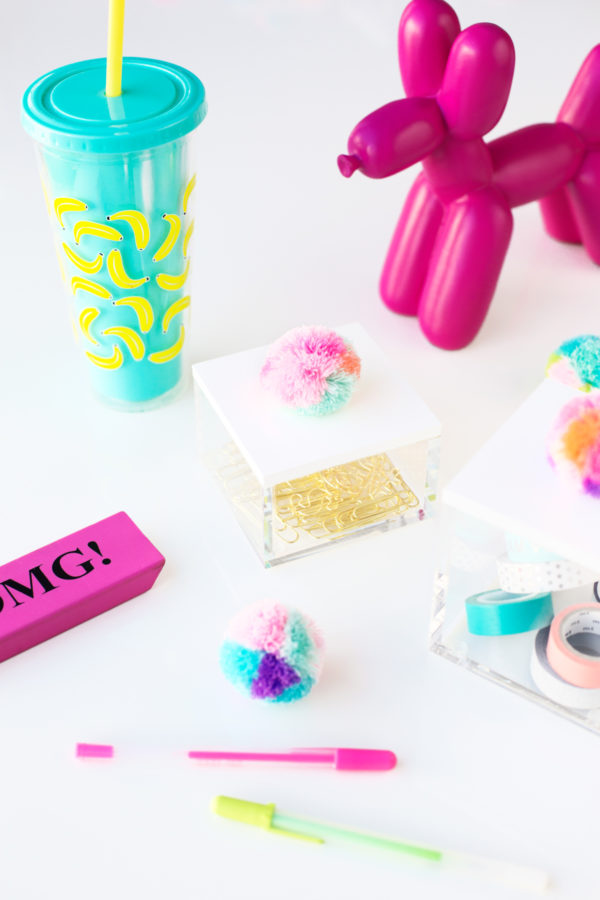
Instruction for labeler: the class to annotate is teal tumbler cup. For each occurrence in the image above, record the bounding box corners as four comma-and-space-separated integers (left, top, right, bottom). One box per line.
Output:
22, 57, 206, 410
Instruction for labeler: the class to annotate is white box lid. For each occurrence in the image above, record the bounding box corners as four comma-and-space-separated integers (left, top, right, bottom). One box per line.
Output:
443, 378, 600, 573
192, 323, 441, 488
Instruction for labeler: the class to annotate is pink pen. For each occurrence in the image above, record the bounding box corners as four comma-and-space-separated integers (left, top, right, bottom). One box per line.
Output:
76, 744, 397, 771
187, 748, 397, 771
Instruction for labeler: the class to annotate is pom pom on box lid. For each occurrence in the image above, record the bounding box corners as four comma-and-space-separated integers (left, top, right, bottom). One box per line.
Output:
547, 393, 600, 497
546, 335, 600, 393
260, 326, 361, 416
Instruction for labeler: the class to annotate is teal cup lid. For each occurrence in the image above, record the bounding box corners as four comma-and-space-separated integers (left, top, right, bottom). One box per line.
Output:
22, 57, 206, 153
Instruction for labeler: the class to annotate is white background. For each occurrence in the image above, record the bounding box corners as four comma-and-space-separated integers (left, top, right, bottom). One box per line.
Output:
2, 1, 600, 898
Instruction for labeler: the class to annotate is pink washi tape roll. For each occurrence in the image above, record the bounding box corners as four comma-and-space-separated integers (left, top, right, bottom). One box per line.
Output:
0, 512, 164, 663
531, 626, 600, 709
547, 604, 600, 688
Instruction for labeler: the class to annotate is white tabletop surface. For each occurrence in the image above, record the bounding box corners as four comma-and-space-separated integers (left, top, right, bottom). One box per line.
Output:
2, 1, 600, 898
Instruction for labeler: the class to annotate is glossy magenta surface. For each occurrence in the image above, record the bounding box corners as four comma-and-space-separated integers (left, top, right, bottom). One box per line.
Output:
338, 0, 600, 349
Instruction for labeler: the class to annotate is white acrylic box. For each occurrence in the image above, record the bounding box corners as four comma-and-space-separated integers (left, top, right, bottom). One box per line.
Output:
193, 324, 441, 566
430, 378, 600, 733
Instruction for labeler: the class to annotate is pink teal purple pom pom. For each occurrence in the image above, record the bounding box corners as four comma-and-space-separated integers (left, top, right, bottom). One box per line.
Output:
546, 335, 600, 393
547, 394, 600, 496
260, 326, 361, 416
220, 600, 325, 703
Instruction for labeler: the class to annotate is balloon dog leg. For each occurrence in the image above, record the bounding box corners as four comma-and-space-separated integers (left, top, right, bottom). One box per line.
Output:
549, 45, 600, 261
418, 186, 513, 350
380, 172, 443, 316
566, 151, 600, 264
539, 186, 582, 245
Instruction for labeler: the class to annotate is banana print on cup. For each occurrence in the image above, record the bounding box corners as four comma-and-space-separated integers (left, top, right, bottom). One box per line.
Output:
51, 173, 197, 406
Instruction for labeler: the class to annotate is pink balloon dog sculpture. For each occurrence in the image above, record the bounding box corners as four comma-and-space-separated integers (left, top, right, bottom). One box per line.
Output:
338, 0, 600, 349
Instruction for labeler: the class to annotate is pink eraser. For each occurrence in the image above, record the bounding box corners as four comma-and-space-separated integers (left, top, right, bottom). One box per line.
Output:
0, 512, 165, 663
76, 743, 114, 759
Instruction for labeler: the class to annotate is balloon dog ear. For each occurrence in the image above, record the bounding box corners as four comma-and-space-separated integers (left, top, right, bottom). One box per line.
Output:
398, 0, 460, 98
437, 23, 515, 140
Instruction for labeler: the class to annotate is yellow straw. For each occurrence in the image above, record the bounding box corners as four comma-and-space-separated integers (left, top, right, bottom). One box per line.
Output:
106, 0, 126, 97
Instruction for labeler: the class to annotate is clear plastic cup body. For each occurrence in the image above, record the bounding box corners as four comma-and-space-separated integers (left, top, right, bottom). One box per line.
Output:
35, 134, 197, 410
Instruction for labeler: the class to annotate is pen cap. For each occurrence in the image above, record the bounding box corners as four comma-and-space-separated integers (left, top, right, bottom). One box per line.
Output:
334, 748, 397, 771
212, 796, 275, 829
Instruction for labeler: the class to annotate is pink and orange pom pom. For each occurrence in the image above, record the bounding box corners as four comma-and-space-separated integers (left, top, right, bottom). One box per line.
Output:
548, 394, 600, 496
260, 326, 361, 415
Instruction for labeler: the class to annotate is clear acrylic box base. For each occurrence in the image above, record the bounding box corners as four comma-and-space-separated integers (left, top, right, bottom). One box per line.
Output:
193, 323, 441, 567
431, 376, 600, 735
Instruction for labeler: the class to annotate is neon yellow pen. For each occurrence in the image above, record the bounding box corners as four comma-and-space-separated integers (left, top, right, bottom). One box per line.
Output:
212, 796, 550, 894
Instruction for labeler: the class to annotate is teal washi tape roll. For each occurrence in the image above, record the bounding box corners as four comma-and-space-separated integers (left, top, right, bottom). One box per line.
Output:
465, 589, 553, 636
